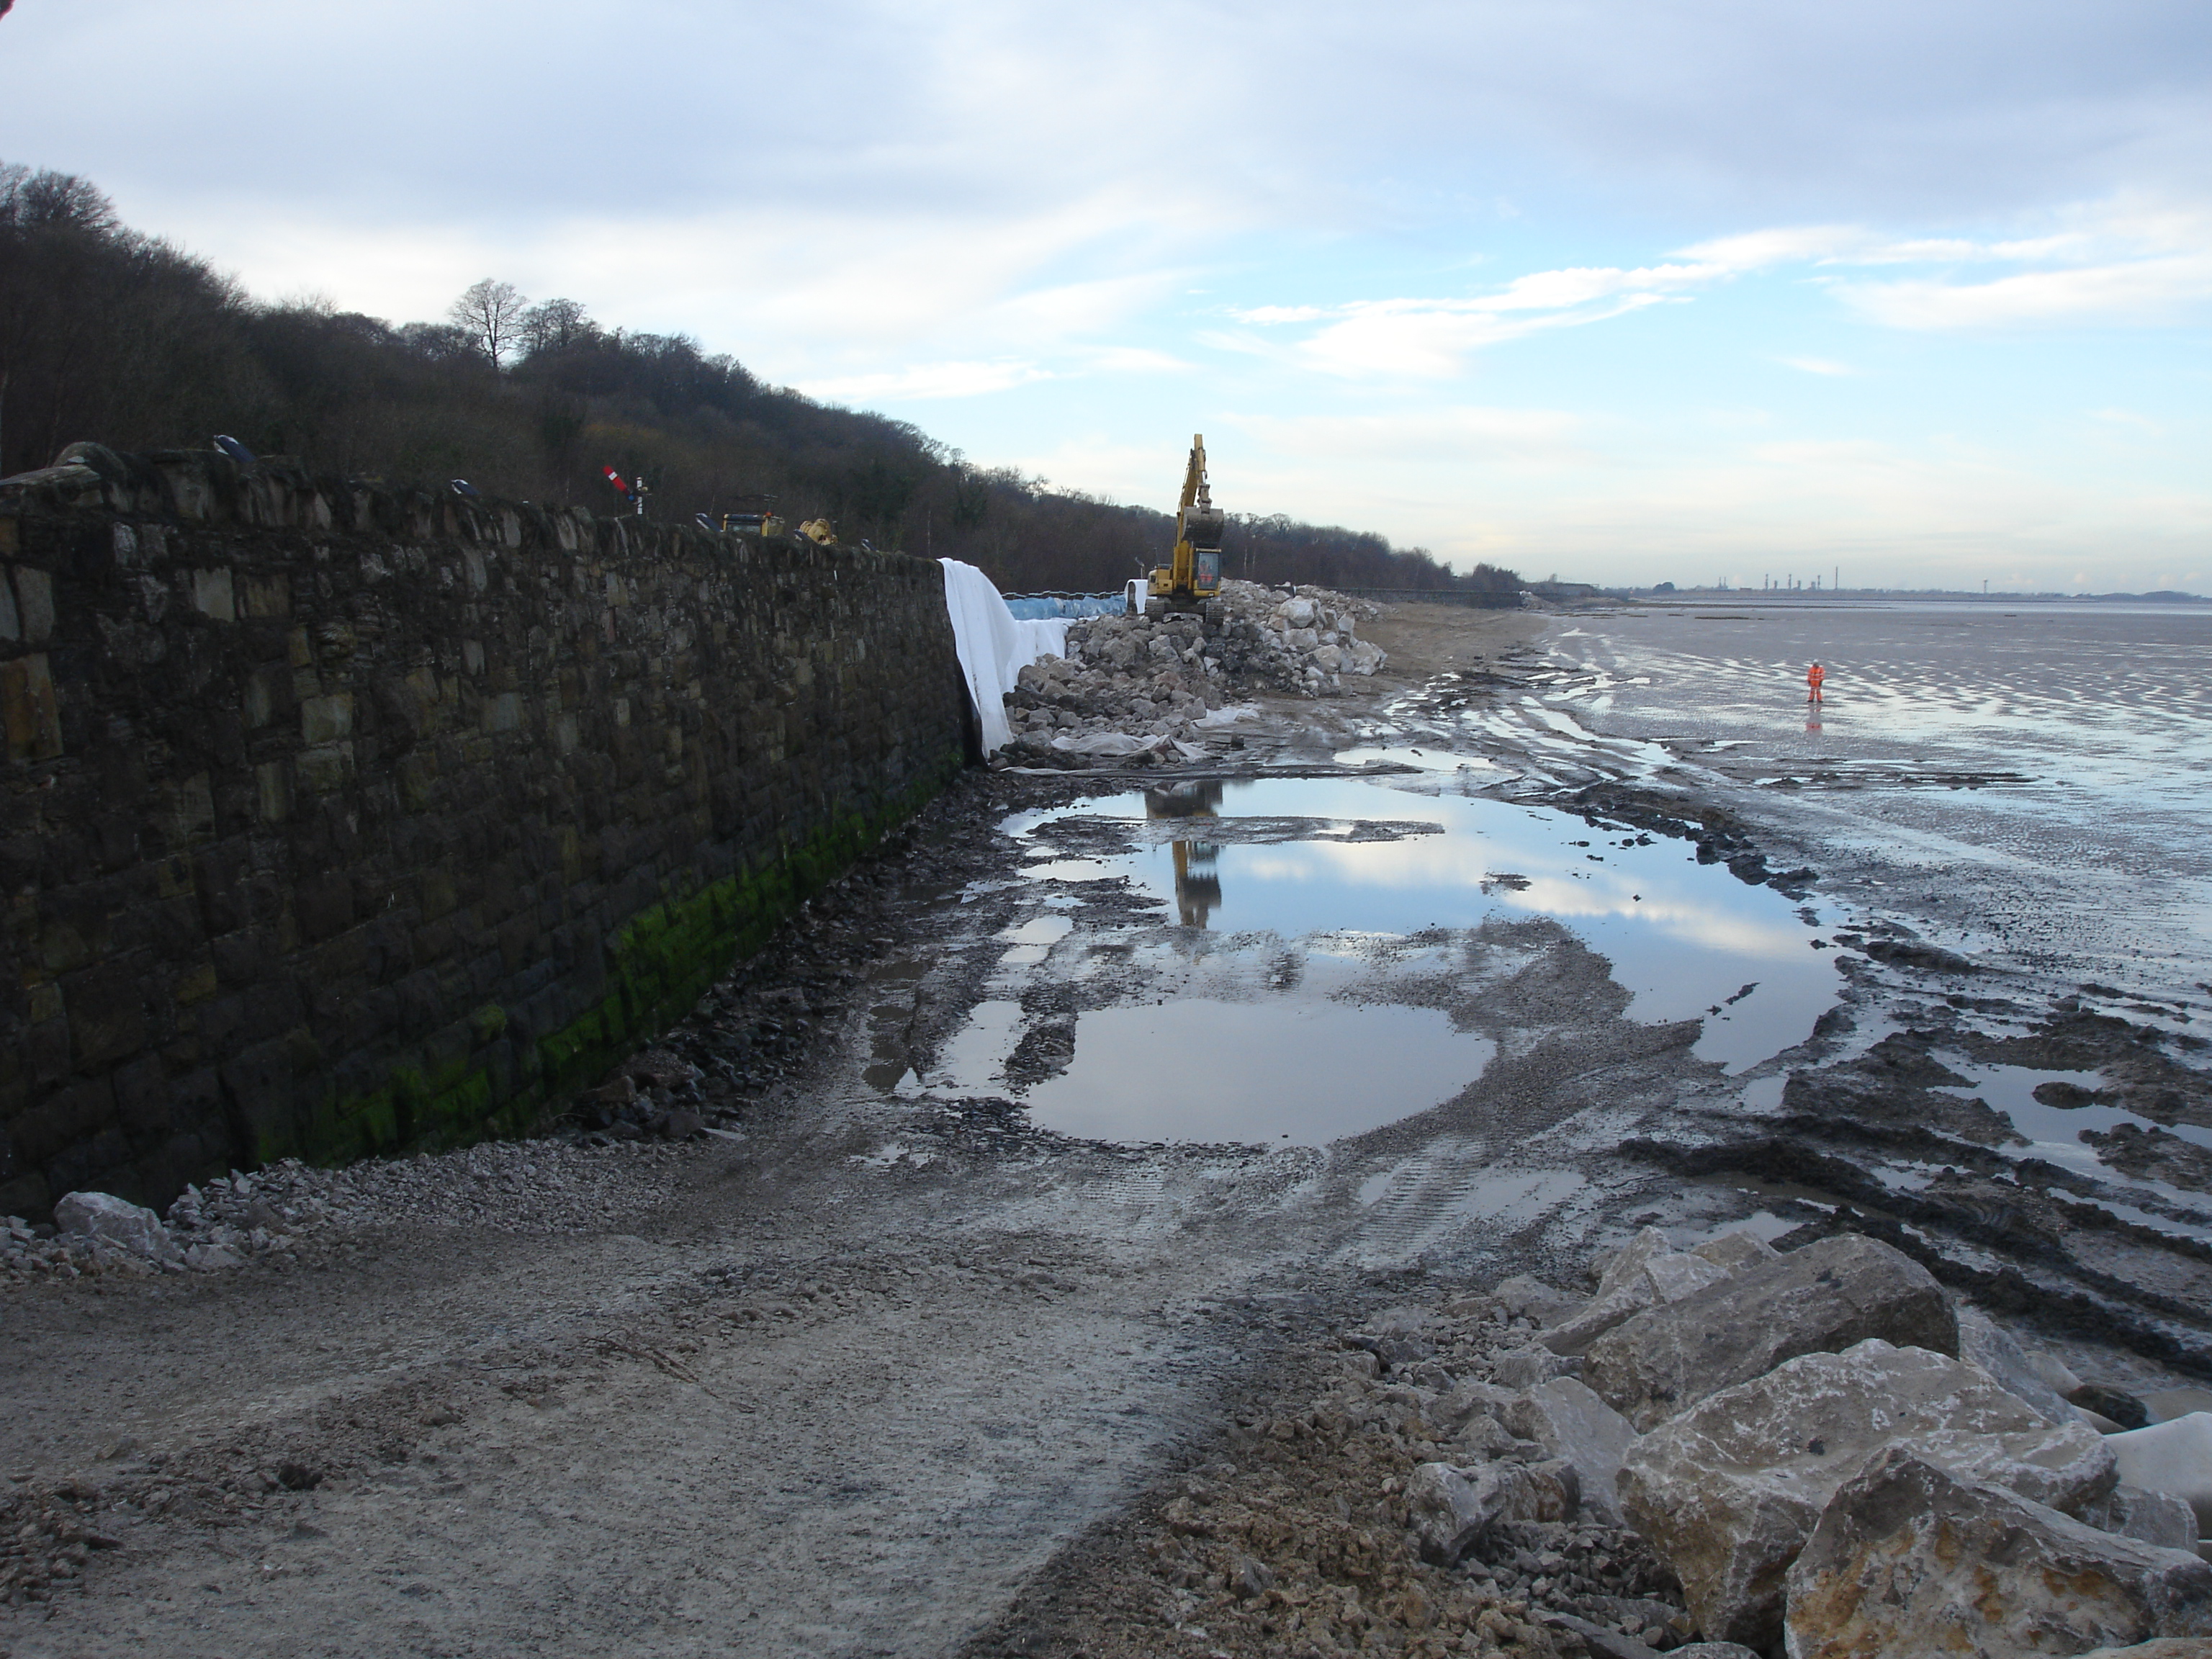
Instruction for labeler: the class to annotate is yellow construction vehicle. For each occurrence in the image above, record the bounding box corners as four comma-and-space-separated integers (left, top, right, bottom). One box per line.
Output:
1144, 435, 1226, 623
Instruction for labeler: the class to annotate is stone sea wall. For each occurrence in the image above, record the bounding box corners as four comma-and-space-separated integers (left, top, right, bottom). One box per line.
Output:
0, 445, 968, 1220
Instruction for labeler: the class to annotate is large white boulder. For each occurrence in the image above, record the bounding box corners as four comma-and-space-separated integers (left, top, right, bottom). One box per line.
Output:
2080, 1484, 2202, 1552
1583, 1233, 1957, 1431
2106, 1413, 2212, 1534
1954, 1302, 2078, 1425
53, 1190, 176, 1262
1542, 1232, 1733, 1357
1689, 1228, 1780, 1273
1491, 1346, 1576, 1390
1784, 1447, 2212, 1659
1502, 1377, 1639, 1526
1408, 1457, 1578, 1566
1619, 1339, 2115, 1652
1424, 1379, 1519, 1438
1595, 1225, 1673, 1296
1345, 639, 1386, 675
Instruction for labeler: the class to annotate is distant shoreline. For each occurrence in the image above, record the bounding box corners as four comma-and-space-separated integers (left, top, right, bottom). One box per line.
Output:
1620, 590, 2211, 606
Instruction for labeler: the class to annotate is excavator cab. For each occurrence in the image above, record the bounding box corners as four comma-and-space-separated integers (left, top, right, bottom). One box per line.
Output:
1145, 435, 1226, 624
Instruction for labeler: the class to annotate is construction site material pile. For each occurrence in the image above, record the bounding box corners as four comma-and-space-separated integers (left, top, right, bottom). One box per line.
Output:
993, 577, 1387, 767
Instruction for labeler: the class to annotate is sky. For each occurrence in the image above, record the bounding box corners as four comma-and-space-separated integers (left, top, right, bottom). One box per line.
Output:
3, 0, 2208, 591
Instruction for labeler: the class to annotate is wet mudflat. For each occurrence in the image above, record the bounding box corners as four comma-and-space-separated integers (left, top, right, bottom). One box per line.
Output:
1359, 598, 2212, 1377
1409, 600, 2212, 992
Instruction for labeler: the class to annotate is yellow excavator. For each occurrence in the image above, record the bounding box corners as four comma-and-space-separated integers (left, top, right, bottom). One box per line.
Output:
1143, 434, 1226, 624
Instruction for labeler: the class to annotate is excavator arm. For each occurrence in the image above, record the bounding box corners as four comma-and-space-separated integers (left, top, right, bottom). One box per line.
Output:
1148, 434, 1226, 615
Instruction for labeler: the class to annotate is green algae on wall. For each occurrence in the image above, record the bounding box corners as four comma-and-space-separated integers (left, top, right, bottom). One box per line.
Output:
526, 756, 962, 1116
265, 747, 961, 1169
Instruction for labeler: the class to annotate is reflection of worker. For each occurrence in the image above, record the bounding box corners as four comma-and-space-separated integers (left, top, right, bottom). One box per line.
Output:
1807, 661, 1825, 703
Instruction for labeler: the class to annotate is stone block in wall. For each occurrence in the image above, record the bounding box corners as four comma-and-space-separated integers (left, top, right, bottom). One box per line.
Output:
191, 567, 236, 621
14, 566, 53, 642
300, 692, 354, 744
172, 961, 218, 1007
296, 742, 354, 793
153, 773, 215, 850
4, 652, 63, 762
295, 873, 354, 943
65, 961, 149, 1071
25, 997, 71, 1086
240, 572, 289, 618
255, 761, 292, 823
111, 1053, 171, 1138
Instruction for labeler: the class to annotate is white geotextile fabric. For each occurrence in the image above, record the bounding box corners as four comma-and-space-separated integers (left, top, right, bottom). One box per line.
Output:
939, 559, 1071, 753
1048, 731, 1212, 763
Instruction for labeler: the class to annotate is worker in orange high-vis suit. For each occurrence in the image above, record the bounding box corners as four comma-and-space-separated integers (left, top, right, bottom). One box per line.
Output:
1807, 661, 1825, 703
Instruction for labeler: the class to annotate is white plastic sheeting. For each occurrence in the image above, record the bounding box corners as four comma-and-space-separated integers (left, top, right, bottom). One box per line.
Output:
1048, 731, 1210, 763
939, 558, 1071, 754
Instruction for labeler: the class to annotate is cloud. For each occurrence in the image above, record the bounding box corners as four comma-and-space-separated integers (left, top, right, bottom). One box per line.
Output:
1678, 194, 2212, 330
1081, 346, 1192, 374
1289, 301, 1590, 379
1678, 226, 1980, 269
795, 341, 1185, 411
1231, 305, 1325, 325
1837, 249, 2212, 328
1233, 261, 1727, 380
1212, 192, 2212, 384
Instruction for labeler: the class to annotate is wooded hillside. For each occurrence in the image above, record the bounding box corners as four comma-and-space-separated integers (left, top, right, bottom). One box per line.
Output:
0, 163, 1518, 596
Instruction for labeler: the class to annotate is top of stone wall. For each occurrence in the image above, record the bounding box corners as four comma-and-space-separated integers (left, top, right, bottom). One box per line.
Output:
0, 441, 915, 572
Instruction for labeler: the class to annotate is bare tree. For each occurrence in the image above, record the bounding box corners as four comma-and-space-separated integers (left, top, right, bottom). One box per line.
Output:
518, 296, 595, 356
448, 279, 527, 368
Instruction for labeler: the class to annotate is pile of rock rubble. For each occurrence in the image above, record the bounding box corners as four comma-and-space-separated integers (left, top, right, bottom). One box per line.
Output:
1, 1131, 709, 1288
1321, 1226, 2212, 1658
996, 580, 1386, 767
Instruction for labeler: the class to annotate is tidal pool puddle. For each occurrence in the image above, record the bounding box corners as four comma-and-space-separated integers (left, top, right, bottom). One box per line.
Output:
1007, 778, 1839, 1074
995, 914, 1074, 966
899, 943, 1499, 1146
896, 778, 1842, 1146
1332, 745, 1508, 777
1932, 1061, 2212, 1216
1010, 1001, 1493, 1146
